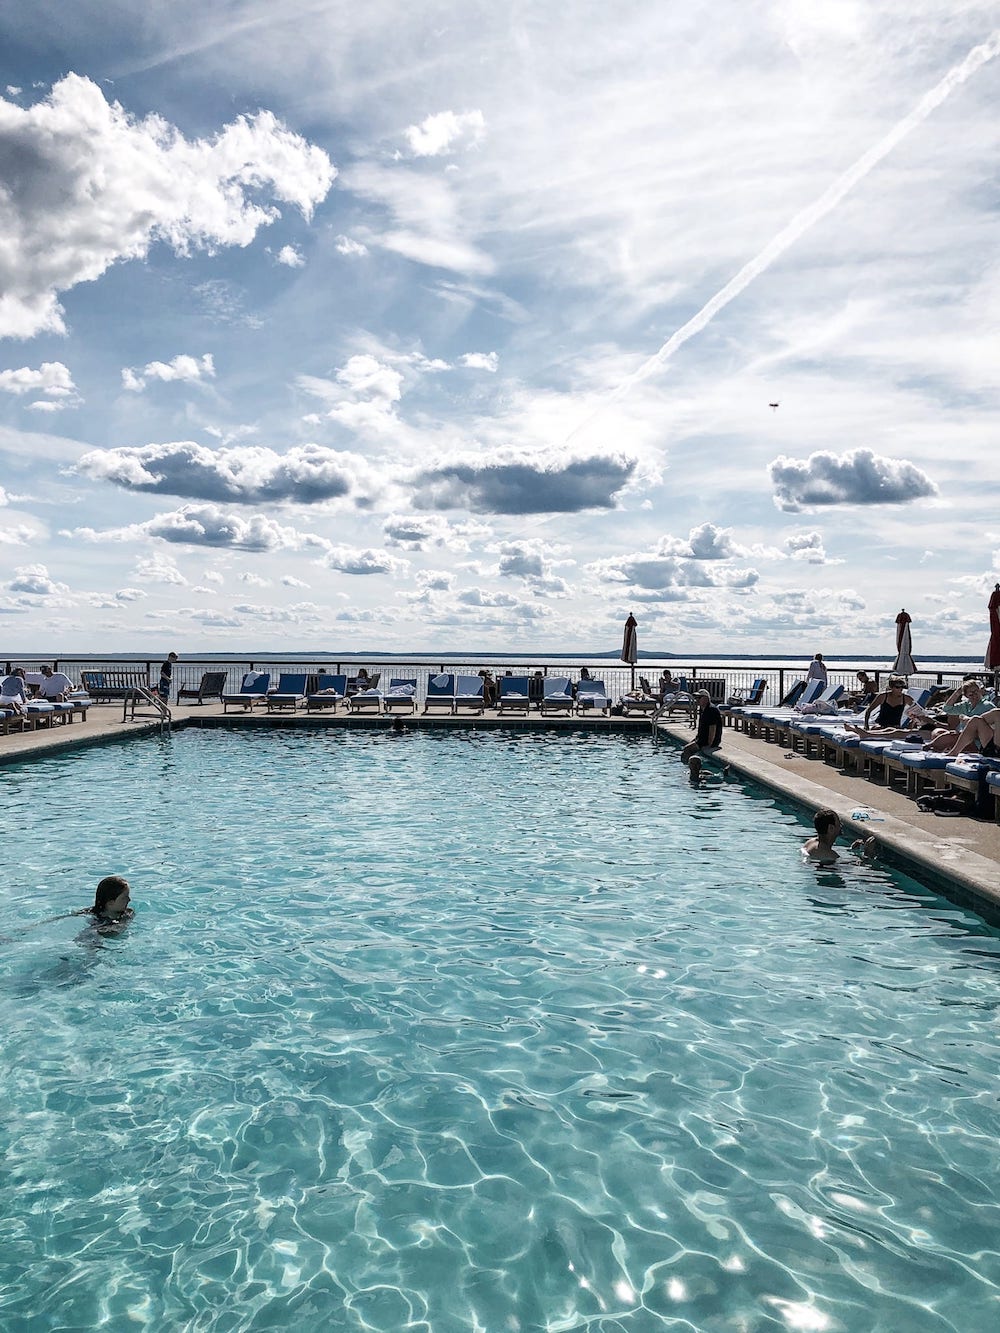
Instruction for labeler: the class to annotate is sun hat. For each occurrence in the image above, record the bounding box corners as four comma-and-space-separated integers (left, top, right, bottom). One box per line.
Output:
695, 689, 711, 699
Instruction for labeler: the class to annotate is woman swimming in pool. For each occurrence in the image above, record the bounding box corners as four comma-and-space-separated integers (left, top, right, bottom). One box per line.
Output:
88, 875, 134, 922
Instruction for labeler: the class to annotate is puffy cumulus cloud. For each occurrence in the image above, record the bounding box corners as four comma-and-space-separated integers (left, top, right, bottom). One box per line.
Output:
8, 562, 68, 595
496, 539, 573, 595
459, 352, 498, 372
382, 513, 488, 551
114, 587, 147, 602
0, 487, 7, 505
276, 245, 304, 268
144, 507, 311, 551
122, 354, 214, 392
67, 503, 321, 552
134, 553, 187, 585
587, 546, 759, 600
334, 235, 368, 257
412, 452, 636, 515
0, 361, 78, 407
322, 544, 409, 576
414, 570, 454, 594
457, 587, 519, 609
0, 75, 335, 338
281, 574, 310, 588
784, 531, 843, 564
202, 570, 224, 585
238, 572, 271, 587
769, 449, 937, 512
657, 522, 740, 560
403, 109, 485, 158
75, 441, 366, 505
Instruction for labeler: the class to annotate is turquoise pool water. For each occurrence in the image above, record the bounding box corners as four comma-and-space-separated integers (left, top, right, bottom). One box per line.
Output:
1, 728, 998, 1332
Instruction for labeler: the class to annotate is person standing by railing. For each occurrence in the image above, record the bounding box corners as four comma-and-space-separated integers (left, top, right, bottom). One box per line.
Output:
157, 652, 178, 705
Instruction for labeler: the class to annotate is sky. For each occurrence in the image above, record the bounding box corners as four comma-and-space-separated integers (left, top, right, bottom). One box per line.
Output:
1, 1, 999, 658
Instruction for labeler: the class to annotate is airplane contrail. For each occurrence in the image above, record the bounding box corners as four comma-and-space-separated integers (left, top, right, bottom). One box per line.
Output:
577, 29, 1000, 425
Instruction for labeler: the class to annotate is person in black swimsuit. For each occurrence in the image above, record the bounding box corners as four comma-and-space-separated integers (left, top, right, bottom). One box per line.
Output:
844, 678, 916, 738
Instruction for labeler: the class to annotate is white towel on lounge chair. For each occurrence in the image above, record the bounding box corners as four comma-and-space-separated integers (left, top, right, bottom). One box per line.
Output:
432, 673, 450, 687
389, 684, 415, 696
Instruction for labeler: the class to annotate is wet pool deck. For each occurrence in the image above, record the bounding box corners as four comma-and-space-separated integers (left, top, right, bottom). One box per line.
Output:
3, 701, 998, 911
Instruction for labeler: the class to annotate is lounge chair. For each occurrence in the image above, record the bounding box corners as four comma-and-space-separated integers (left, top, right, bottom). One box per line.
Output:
176, 671, 228, 705
453, 675, 485, 714
540, 677, 574, 715
575, 679, 610, 715
727, 678, 766, 706
223, 671, 271, 713
383, 678, 418, 713
423, 673, 456, 714
622, 689, 658, 716
265, 673, 308, 712
348, 685, 383, 713
497, 676, 531, 715
306, 673, 347, 712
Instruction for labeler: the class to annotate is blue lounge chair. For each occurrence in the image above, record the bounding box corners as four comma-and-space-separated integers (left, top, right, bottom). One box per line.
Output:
383, 678, 418, 713
497, 676, 531, 715
540, 677, 574, 715
423, 673, 456, 714
575, 679, 609, 715
223, 671, 271, 713
306, 673, 347, 712
348, 685, 383, 713
265, 673, 308, 712
454, 675, 485, 714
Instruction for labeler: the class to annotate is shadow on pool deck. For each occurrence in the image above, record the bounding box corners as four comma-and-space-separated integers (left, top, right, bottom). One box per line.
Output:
3, 701, 998, 913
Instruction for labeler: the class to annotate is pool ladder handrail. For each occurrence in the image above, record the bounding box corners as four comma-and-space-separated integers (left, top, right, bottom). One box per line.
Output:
122, 685, 172, 734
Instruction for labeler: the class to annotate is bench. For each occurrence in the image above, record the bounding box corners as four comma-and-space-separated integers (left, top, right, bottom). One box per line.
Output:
80, 670, 152, 702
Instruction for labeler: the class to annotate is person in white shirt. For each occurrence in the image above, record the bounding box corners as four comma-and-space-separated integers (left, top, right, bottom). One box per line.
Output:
36, 665, 76, 701
806, 653, 828, 686
1, 669, 29, 715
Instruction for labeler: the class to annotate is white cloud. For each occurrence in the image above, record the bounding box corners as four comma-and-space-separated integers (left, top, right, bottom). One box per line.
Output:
0, 75, 335, 338
8, 562, 69, 595
769, 448, 938, 512
0, 361, 78, 402
122, 353, 215, 392
334, 234, 368, 257
134, 554, 188, 586
76, 440, 370, 505
459, 352, 498, 372
403, 109, 486, 157
276, 244, 304, 267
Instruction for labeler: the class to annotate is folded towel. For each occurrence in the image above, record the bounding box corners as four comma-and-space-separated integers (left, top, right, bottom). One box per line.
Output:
389, 684, 415, 696
432, 673, 451, 687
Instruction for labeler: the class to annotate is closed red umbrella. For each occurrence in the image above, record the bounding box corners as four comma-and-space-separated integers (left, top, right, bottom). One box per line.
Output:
892, 608, 916, 677
621, 612, 638, 688
985, 584, 1000, 670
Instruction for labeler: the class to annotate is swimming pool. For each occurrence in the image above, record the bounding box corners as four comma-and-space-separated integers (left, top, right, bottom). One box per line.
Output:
2, 728, 998, 1331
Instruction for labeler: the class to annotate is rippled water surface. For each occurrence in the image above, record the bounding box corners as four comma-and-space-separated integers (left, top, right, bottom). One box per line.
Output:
2, 728, 998, 1332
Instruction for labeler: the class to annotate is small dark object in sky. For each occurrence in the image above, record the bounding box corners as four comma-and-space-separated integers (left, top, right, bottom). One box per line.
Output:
769, 402, 779, 410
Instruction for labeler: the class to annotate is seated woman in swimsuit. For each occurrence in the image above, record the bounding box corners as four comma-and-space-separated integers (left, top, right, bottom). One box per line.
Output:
946, 707, 1000, 759
844, 678, 916, 739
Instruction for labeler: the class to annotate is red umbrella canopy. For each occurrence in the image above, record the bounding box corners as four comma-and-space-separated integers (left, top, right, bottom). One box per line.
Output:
986, 584, 1000, 670
621, 613, 638, 664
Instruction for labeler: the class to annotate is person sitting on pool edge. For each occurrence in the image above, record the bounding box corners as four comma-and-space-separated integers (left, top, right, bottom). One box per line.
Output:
680, 690, 728, 783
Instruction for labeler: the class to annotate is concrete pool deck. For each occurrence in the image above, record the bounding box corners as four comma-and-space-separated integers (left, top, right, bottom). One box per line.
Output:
3, 700, 997, 911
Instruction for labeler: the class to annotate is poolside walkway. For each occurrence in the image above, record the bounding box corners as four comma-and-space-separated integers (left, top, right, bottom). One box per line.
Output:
3, 701, 997, 909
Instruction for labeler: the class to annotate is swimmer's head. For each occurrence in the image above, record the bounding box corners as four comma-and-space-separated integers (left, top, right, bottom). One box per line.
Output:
813, 809, 841, 838
93, 875, 131, 917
